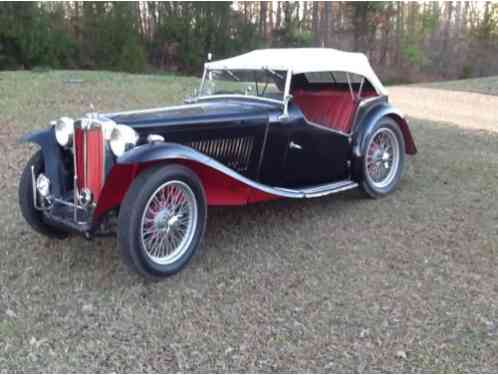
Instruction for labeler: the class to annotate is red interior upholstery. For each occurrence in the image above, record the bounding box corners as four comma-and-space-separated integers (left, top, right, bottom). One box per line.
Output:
292, 89, 374, 133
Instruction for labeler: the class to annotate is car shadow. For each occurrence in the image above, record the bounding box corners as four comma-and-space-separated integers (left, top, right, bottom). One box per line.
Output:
51, 188, 364, 289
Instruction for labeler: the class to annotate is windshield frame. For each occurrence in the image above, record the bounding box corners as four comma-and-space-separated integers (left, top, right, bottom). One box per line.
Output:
197, 68, 291, 106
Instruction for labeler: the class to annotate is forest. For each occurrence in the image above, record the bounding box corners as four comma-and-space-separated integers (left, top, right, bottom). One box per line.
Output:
0, 1, 497, 83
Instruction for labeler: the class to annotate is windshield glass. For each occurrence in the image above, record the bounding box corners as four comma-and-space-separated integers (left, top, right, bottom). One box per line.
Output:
199, 69, 287, 101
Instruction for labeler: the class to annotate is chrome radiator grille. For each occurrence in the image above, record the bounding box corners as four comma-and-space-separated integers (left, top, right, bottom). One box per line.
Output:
186, 136, 254, 173
74, 125, 105, 202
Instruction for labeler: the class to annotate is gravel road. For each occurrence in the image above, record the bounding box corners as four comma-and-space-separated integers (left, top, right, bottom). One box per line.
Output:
389, 86, 498, 133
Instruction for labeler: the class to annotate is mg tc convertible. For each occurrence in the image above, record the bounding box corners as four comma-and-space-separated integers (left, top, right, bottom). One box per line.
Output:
19, 48, 417, 279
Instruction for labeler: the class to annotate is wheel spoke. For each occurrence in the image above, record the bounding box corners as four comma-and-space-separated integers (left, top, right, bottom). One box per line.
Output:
140, 180, 198, 265
365, 127, 400, 189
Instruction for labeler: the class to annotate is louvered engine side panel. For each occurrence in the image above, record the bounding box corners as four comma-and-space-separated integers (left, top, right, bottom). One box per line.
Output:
186, 136, 255, 173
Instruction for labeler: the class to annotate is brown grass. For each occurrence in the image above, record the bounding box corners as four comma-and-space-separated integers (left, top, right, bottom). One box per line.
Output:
0, 71, 497, 372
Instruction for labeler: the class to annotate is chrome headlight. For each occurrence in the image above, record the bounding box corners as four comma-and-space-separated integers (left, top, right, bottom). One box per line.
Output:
54, 117, 74, 147
100, 120, 116, 141
109, 125, 139, 157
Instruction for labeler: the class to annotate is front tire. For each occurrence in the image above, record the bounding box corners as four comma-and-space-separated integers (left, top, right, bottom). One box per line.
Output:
118, 164, 207, 279
360, 118, 405, 198
18, 150, 68, 238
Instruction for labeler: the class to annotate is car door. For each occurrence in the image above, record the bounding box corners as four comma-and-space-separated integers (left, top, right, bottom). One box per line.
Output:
282, 118, 351, 188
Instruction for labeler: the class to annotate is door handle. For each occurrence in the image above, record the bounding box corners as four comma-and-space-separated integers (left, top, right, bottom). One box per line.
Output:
289, 141, 302, 150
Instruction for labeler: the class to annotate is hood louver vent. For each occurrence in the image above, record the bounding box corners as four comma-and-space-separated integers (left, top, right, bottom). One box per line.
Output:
186, 136, 254, 173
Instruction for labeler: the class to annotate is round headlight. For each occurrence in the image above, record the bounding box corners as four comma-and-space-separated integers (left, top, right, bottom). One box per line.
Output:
54, 117, 74, 147
101, 120, 116, 141
109, 125, 139, 157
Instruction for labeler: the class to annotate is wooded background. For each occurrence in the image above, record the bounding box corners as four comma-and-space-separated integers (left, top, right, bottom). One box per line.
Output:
1, 1, 497, 83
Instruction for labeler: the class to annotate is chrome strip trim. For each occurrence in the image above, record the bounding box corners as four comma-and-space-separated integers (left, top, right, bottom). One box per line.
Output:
357, 95, 385, 112
83, 126, 87, 188
102, 103, 209, 118
73, 125, 79, 222
301, 181, 358, 198
197, 94, 284, 106
273, 180, 358, 198
303, 117, 350, 137
119, 144, 304, 199
119, 143, 359, 200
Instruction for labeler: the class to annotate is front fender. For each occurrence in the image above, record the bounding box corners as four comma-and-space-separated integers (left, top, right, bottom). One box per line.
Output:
353, 103, 417, 157
94, 142, 295, 219
117, 142, 218, 166
19, 128, 52, 147
19, 127, 66, 196
116, 142, 300, 199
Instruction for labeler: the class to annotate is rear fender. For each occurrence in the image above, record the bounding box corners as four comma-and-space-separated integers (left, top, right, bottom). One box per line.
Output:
350, 103, 417, 182
93, 143, 282, 220
353, 103, 417, 156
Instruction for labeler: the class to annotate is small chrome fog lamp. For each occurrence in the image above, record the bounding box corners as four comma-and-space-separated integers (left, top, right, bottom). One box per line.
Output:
36, 174, 50, 198
78, 188, 93, 207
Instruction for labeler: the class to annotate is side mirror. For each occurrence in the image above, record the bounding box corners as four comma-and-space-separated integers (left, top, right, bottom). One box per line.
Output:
278, 94, 293, 122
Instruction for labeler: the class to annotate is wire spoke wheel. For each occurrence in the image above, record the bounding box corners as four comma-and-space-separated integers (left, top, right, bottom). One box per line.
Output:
365, 127, 400, 189
140, 180, 198, 265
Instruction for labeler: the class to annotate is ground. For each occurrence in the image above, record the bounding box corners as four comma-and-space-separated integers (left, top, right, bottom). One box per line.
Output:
0, 71, 497, 372
418, 75, 498, 96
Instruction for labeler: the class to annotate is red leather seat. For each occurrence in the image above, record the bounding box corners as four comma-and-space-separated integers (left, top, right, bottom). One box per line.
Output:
292, 89, 358, 133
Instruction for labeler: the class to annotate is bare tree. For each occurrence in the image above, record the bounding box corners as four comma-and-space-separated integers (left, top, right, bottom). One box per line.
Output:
321, 2, 331, 47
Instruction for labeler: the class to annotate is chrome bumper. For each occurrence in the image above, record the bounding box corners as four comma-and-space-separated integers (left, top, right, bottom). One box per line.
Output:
31, 166, 94, 232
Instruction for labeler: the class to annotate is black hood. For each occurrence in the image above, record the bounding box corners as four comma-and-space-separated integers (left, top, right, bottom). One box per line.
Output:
108, 99, 279, 128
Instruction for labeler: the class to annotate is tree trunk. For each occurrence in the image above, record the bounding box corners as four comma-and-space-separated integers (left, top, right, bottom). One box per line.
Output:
276, 1, 281, 29
395, 2, 404, 68
268, 2, 274, 38
312, 2, 319, 46
322, 2, 331, 47
379, 3, 393, 66
259, 1, 268, 38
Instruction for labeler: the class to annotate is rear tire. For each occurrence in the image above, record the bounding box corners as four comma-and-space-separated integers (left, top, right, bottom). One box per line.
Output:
360, 117, 405, 198
118, 164, 207, 280
18, 150, 68, 238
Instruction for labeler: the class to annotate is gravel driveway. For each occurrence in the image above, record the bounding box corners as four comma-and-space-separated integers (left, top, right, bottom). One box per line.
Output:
0, 72, 497, 372
389, 86, 498, 133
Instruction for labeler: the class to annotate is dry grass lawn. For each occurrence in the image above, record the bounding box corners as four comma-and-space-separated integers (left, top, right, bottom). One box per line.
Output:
0, 71, 497, 372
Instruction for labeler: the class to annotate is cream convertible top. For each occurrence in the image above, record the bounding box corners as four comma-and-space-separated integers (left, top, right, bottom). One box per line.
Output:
204, 48, 387, 96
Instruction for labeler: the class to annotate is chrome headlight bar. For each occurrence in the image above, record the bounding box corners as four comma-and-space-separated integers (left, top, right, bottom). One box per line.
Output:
52, 115, 139, 157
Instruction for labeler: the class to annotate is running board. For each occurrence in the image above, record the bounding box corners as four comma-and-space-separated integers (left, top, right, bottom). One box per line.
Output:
274, 180, 358, 198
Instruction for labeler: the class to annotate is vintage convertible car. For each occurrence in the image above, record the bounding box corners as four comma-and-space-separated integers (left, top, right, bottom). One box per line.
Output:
19, 48, 416, 279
